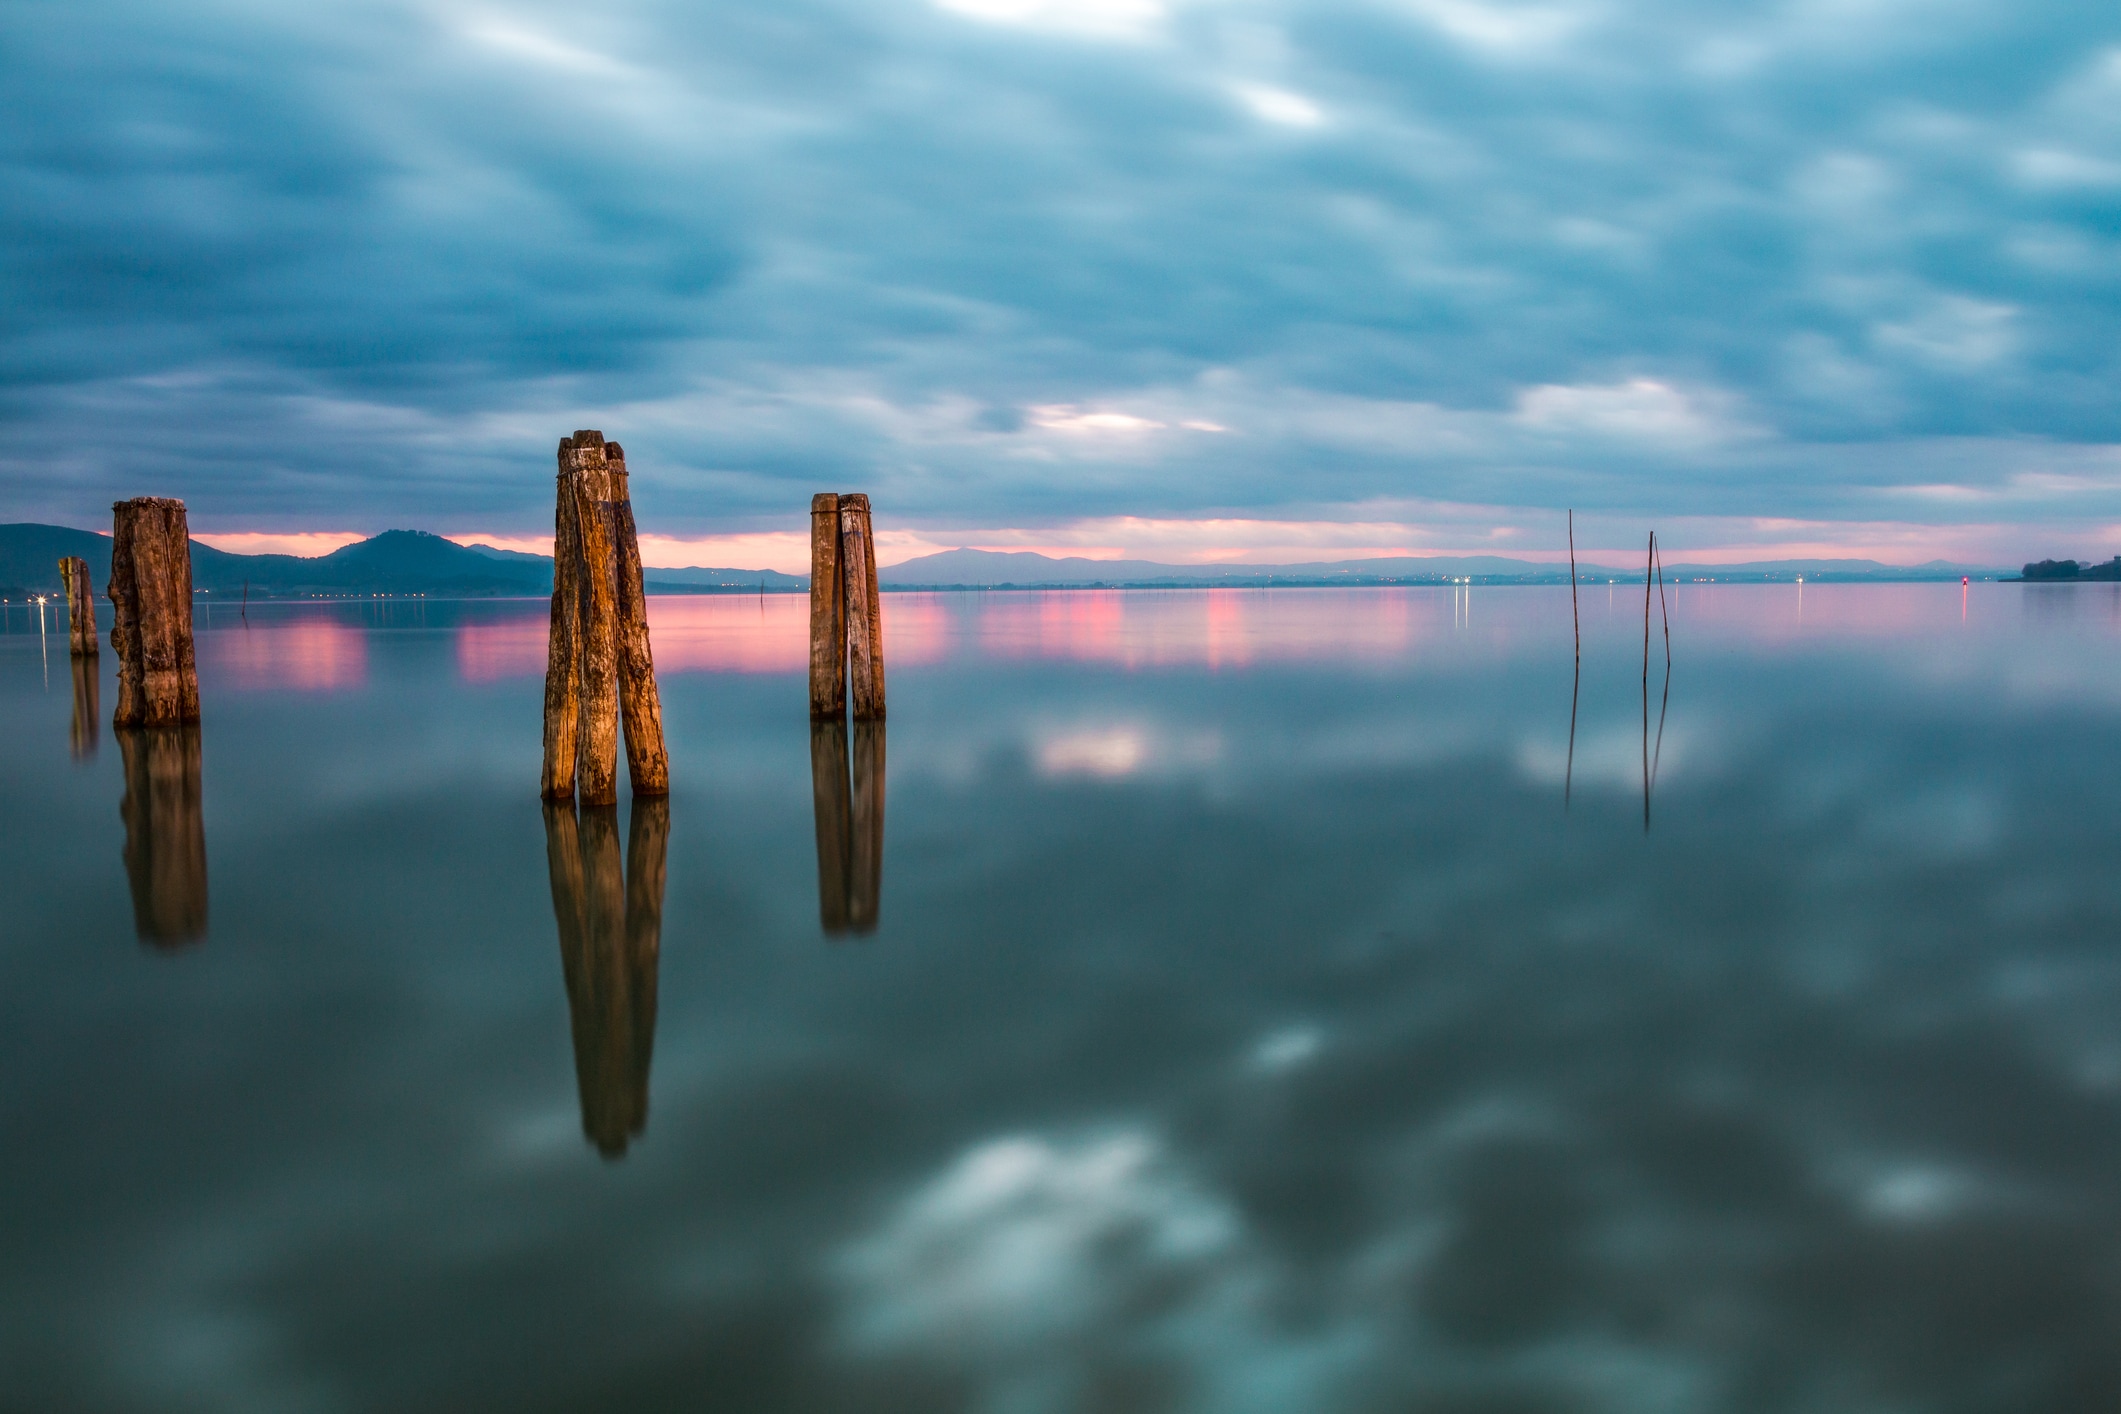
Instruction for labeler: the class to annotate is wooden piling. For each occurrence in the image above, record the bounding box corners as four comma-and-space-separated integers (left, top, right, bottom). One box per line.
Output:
118, 724, 207, 946
608, 443, 669, 796
541, 444, 584, 799
59, 556, 97, 657
108, 497, 199, 728
809, 493, 845, 718
544, 431, 667, 802
570, 439, 622, 807
839, 494, 886, 721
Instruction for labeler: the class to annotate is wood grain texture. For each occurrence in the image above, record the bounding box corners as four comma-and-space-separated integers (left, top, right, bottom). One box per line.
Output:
541, 443, 584, 799
118, 724, 207, 947
60, 556, 97, 656
809, 492, 844, 718
611, 489, 670, 795
571, 456, 621, 808
108, 498, 199, 727
839, 495, 884, 722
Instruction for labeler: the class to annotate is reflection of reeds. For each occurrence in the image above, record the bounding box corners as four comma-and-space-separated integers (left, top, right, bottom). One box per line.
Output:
545, 795, 667, 1159
1642, 532, 1673, 831
1566, 511, 1579, 809
117, 725, 207, 946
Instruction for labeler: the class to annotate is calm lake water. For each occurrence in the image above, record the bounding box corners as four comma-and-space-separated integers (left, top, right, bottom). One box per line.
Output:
6, 583, 2121, 1413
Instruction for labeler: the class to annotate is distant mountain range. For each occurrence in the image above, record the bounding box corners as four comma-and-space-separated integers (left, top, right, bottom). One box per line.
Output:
0, 524, 2011, 600
0, 525, 800, 599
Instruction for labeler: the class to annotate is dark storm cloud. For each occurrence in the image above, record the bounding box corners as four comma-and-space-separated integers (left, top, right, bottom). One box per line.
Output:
3, 0, 2120, 538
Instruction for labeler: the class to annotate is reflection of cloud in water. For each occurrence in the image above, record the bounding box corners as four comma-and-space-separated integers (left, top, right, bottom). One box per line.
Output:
1035, 722, 1222, 779
835, 1129, 1372, 1411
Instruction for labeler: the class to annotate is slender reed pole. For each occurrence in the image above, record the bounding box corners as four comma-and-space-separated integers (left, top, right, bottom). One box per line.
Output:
1566, 510, 1579, 808
1642, 531, 1653, 831
1651, 534, 1672, 791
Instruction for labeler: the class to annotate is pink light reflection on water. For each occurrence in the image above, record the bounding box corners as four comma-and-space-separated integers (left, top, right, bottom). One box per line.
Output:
436, 583, 2121, 685
203, 617, 370, 692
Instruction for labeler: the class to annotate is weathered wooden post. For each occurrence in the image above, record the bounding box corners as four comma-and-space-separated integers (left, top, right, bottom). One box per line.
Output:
541, 453, 584, 800
118, 724, 207, 946
544, 794, 667, 1159
809, 494, 845, 718
70, 656, 99, 761
571, 440, 622, 808
542, 431, 669, 801
608, 444, 670, 795
108, 497, 200, 727
838, 494, 886, 721
58, 557, 97, 657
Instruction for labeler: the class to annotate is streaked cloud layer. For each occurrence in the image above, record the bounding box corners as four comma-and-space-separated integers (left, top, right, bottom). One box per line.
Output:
4, 0, 2120, 562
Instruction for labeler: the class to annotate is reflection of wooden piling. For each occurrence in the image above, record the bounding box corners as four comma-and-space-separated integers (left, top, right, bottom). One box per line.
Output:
808, 491, 885, 722
810, 718, 852, 931
118, 725, 207, 946
108, 497, 199, 728
849, 719, 886, 932
545, 795, 667, 1159
809, 494, 845, 719
70, 657, 99, 761
542, 431, 669, 801
810, 717, 884, 937
59, 557, 98, 657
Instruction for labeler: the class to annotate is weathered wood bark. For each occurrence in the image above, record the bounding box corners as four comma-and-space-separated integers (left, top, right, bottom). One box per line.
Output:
545, 795, 666, 1159
118, 724, 207, 946
571, 445, 622, 808
108, 497, 199, 727
848, 719, 886, 934
70, 656, 99, 761
544, 429, 668, 801
840, 494, 885, 722
809, 493, 845, 719
609, 444, 669, 795
541, 443, 584, 799
59, 557, 97, 657
810, 718, 853, 933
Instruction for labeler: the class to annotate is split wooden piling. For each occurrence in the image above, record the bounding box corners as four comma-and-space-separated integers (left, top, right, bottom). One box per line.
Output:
809, 491, 885, 722
809, 494, 845, 719
108, 497, 199, 728
58, 556, 97, 657
542, 432, 668, 801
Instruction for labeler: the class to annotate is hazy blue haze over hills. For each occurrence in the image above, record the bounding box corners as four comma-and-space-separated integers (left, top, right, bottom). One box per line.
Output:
1, 525, 2008, 597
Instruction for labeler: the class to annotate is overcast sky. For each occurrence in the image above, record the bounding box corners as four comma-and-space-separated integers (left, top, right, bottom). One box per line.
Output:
5, 0, 2120, 567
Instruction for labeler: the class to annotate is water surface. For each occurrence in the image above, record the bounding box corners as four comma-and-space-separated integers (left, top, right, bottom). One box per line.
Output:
5, 583, 2121, 1413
